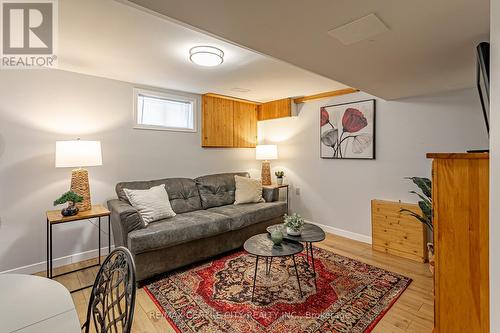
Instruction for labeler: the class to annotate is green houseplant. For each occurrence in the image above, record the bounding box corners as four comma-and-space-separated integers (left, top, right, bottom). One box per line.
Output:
400, 177, 434, 272
275, 170, 285, 185
54, 191, 83, 216
283, 213, 304, 236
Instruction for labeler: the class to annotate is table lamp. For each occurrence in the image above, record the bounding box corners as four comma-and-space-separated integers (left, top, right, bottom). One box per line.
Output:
256, 145, 278, 186
55, 140, 102, 212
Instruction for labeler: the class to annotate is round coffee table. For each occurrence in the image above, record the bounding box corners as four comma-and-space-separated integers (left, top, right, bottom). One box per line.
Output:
267, 223, 325, 287
244, 233, 304, 302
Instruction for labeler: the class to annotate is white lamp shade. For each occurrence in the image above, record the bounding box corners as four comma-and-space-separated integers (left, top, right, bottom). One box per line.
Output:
256, 145, 278, 160
55, 140, 103, 168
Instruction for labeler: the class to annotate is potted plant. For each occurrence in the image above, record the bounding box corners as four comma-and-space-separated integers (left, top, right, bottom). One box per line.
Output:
275, 170, 285, 185
283, 213, 304, 236
54, 191, 83, 217
400, 177, 434, 273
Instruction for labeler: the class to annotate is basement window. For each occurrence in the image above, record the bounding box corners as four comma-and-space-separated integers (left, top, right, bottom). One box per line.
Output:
134, 89, 196, 132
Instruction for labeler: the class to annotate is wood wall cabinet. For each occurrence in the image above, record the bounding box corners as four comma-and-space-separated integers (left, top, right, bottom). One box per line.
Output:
202, 94, 257, 148
257, 98, 293, 120
233, 101, 257, 147
428, 153, 489, 333
202, 95, 234, 147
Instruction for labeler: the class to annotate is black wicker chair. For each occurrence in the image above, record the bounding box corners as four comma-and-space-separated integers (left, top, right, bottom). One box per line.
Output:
82, 247, 137, 333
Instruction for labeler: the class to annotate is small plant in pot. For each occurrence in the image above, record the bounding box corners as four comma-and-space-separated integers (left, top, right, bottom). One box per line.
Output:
275, 171, 285, 185
54, 191, 83, 217
400, 177, 434, 273
283, 213, 304, 236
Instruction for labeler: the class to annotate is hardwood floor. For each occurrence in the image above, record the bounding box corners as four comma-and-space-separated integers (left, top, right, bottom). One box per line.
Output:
35, 233, 434, 332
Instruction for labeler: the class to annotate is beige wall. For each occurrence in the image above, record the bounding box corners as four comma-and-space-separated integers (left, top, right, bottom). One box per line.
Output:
258, 89, 488, 239
0, 67, 491, 277
0, 69, 258, 273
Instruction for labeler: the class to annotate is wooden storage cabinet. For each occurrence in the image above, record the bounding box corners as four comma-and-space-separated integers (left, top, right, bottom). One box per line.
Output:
202, 95, 257, 148
428, 153, 489, 333
202, 95, 234, 147
257, 98, 293, 120
371, 200, 427, 262
233, 102, 257, 147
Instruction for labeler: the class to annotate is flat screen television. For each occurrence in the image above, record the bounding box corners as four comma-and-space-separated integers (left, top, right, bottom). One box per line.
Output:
476, 42, 490, 134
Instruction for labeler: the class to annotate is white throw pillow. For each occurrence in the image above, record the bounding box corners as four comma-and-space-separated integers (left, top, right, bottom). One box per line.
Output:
234, 175, 265, 205
124, 184, 176, 225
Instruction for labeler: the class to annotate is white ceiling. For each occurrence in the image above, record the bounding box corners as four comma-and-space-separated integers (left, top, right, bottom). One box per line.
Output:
58, 0, 348, 103
126, 0, 490, 100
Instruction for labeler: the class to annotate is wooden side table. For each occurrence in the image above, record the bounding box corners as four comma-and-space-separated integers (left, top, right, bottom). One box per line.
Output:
263, 184, 289, 213
46, 204, 111, 293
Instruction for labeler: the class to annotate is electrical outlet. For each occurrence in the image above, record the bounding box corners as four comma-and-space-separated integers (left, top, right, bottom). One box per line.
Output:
295, 187, 301, 195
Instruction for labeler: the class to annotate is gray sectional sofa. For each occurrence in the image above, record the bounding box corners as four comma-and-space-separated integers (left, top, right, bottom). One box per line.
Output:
107, 172, 286, 281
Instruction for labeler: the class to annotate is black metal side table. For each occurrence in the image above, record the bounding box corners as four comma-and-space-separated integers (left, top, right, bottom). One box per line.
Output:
266, 223, 326, 288
244, 233, 304, 302
46, 204, 111, 293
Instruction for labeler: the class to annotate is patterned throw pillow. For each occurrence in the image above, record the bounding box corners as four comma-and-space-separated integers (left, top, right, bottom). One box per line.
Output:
124, 184, 176, 225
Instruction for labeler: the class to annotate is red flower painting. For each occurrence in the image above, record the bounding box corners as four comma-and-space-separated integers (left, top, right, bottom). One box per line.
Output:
320, 101, 374, 159
342, 108, 367, 133
320, 107, 330, 126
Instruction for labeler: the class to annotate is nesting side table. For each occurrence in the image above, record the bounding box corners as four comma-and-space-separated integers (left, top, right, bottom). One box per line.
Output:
46, 204, 111, 293
244, 233, 304, 302
266, 223, 326, 288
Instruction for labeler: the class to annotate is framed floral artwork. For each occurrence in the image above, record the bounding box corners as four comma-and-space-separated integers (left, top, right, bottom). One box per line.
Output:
320, 99, 375, 159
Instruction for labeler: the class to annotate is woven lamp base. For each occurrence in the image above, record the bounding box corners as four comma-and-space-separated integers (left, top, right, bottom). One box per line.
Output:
261, 160, 272, 186
70, 168, 92, 211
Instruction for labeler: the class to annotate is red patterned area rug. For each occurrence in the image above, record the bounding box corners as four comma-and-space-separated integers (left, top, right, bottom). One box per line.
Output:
144, 247, 411, 333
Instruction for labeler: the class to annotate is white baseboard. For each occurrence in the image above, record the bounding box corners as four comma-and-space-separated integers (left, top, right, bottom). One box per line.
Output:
306, 220, 372, 244
1, 222, 369, 275
0, 245, 115, 275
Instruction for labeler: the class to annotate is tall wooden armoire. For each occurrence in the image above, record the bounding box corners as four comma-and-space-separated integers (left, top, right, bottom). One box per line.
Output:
427, 153, 489, 333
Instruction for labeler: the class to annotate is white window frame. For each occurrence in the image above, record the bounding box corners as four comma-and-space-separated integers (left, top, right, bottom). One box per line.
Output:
133, 88, 197, 133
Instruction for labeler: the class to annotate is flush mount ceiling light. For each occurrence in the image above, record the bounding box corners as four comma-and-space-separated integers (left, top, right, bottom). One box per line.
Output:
189, 46, 224, 67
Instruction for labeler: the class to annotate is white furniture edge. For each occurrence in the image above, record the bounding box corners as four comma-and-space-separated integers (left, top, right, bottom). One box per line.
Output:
0, 274, 80, 333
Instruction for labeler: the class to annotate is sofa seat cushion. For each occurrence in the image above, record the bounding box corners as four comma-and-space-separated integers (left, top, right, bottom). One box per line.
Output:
128, 210, 231, 254
208, 201, 287, 231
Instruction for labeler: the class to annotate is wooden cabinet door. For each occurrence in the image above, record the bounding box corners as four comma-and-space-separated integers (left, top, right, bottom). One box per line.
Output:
233, 102, 257, 148
258, 98, 292, 120
202, 95, 234, 147
371, 200, 427, 263
432, 155, 489, 333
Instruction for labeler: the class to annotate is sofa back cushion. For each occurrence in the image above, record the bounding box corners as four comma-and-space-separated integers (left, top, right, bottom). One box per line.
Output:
195, 172, 249, 209
116, 178, 202, 214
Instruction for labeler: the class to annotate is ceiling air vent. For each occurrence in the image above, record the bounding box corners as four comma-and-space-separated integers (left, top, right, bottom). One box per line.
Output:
328, 13, 389, 45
